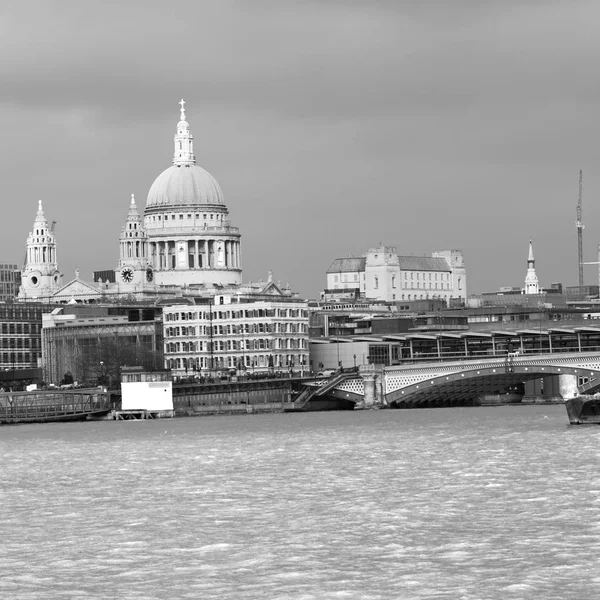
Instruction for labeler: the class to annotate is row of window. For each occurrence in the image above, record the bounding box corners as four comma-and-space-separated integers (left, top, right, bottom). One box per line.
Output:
401, 293, 455, 300
148, 213, 225, 223
373, 275, 452, 290
0, 338, 39, 349
1, 323, 41, 334
165, 323, 307, 336
165, 308, 308, 321
0, 309, 43, 320
403, 282, 451, 291
334, 271, 451, 285
0, 271, 19, 282
166, 338, 307, 353
0, 352, 40, 365
405, 272, 450, 281
167, 353, 308, 371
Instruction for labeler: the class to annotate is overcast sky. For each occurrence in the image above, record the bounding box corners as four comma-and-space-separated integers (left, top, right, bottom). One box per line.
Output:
2, 0, 600, 298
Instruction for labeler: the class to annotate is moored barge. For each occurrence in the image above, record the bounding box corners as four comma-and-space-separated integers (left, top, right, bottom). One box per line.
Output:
565, 394, 600, 425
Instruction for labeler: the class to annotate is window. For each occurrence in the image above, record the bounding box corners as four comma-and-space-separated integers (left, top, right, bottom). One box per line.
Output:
374, 277, 378, 289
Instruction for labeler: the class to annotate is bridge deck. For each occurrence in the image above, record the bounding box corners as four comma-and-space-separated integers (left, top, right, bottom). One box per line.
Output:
0, 389, 112, 424
316, 351, 600, 408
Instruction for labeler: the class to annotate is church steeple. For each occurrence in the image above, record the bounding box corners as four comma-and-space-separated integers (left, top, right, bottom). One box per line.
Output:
118, 193, 148, 271
524, 239, 540, 295
18, 200, 63, 300
26, 200, 58, 271
173, 99, 196, 166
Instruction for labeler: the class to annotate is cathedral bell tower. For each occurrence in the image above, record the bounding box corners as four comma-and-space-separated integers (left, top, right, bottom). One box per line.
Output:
116, 194, 152, 286
19, 200, 63, 300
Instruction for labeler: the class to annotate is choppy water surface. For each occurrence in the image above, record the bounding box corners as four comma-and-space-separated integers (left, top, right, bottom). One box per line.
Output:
1, 406, 600, 599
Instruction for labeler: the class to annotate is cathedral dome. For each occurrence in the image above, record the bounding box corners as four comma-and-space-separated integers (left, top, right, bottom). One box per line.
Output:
146, 164, 224, 208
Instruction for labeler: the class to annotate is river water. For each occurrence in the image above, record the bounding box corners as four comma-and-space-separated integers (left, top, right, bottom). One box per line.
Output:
1, 405, 599, 599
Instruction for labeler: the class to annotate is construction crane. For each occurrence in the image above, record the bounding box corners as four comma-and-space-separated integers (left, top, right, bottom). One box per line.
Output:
576, 170, 584, 289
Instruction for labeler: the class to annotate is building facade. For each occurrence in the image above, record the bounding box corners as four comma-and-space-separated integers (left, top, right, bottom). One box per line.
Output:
163, 294, 309, 378
0, 302, 48, 378
0, 264, 20, 301
41, 305, 163, 385
325, 245, 467, 305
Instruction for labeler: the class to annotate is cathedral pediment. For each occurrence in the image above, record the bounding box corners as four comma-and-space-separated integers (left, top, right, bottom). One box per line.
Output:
259, 281, 284, 296
52, 278, 104, 299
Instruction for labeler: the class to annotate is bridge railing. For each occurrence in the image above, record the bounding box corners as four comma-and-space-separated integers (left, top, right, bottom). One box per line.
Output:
394, 345, 600, 365
0, 390, 112, 423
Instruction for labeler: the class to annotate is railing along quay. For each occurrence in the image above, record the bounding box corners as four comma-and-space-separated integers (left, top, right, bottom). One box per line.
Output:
0, 389, 112, 424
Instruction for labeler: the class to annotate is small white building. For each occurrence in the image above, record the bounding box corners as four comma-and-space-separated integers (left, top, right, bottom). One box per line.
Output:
120, 368, 173, 417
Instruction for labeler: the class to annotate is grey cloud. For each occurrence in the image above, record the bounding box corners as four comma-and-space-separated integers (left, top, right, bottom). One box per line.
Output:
1, 0, 600, 297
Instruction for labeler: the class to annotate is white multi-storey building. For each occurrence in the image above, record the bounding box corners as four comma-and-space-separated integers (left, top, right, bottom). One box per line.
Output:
163, 294, 309, 378
325, 245, 467, 305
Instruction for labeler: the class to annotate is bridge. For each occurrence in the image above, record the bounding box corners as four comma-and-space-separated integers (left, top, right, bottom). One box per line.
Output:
295, 351, 600, 409
0, 388, 113, 424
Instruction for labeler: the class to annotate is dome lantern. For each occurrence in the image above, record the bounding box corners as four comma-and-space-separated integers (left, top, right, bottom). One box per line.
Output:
146, 101, 225, 209
173, 98, 195, 166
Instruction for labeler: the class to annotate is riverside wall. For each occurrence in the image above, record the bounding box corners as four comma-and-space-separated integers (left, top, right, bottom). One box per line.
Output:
172, 379, 296, 416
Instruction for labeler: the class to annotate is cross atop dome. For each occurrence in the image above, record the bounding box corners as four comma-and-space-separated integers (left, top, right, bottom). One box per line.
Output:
179, 98, 186, 121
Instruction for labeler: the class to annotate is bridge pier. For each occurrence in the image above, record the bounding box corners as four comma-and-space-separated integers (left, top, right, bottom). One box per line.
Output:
358, 365, 386, 409
558, 373, 578, 400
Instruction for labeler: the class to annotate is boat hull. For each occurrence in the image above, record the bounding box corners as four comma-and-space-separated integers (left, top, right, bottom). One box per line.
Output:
565, 396, 600, 425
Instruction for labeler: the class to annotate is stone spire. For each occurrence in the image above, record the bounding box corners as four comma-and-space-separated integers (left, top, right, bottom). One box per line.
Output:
27, 200, 58, 270
524, 239, 540, 295
173, 98, 195, 166
118, 193, 147, 270
18, 200, 63, 300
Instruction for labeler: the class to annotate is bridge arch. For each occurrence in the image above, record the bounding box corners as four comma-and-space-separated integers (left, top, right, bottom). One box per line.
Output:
385, 363, 595, 407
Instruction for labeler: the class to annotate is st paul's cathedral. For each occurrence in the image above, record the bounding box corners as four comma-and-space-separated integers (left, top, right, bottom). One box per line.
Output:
18, 101, 293, 304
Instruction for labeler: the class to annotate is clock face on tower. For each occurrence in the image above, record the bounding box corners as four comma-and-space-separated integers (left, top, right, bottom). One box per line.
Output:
120, 266, 134, 283
146, 267, 153, 282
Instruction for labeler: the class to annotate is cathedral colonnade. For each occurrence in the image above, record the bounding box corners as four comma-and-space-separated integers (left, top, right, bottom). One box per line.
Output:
146, 238, 241, 271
